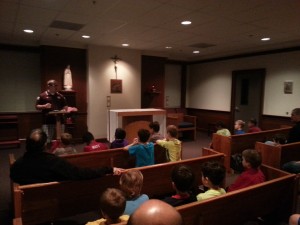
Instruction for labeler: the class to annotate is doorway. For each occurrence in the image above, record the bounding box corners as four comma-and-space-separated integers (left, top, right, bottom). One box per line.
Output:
230, 69, 265, 132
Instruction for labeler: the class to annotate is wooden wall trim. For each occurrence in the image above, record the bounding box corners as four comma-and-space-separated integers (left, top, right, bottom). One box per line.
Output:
260, 114, 293, 130
0, 112, 87, 140
186, 108, 231, 132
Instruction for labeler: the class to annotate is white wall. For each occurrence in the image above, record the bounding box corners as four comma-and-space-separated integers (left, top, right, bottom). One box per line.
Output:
88, 45, 141, 138
187, 51, 300, 116
165, 64, 181, 108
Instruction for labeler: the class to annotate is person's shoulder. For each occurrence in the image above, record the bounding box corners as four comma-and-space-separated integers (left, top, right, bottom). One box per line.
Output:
85, 218, 106, 225
139, 194, 149, 201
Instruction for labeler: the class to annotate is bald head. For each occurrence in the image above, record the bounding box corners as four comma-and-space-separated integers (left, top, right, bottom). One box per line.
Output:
291, 108, 300, 123
128, 199, 182, 225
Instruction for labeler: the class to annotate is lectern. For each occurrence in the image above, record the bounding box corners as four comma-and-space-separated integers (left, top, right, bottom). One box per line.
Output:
48, 110, 69, 140
108, 109, 166, 142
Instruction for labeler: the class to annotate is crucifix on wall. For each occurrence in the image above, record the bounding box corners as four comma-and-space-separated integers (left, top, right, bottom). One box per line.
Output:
110, 55, 122, 93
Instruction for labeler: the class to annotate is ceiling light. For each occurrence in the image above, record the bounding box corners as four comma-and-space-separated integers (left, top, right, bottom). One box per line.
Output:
193, 50, 200, 54
82, 35, 90, 39
122, 43, 129, 47
23, 29, 34, 33
261, 37, 270, 41
181, 21, 192, 25
165, 46, 172, 49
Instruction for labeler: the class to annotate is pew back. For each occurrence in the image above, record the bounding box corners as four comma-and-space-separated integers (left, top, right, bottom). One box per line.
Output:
212, 127, 291, 171
11, 149, 224, 225
177, 164, 297, 225
61, 144, 168, 169
256, 141, 300, 168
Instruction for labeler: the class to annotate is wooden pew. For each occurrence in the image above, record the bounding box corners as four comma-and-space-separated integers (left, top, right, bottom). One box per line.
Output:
177, 164, 298, 225
10, 148, 224, 225
61, 144, 169, 169
212, 127, 291, 171
255, 141, 300, 169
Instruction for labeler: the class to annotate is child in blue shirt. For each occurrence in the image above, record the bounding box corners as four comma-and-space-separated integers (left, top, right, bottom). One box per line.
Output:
124, 129, 154, 167
234, 120, 245, 135
120, 169, 149, 215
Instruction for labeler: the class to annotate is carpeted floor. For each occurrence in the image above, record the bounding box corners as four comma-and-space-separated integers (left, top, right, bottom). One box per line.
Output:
0, 131, 213, 224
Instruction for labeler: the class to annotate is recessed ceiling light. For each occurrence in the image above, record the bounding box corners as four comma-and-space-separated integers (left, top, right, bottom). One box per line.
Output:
181, 21, 192, 25
23, 29, 34, 33
193, 50, 200, 54
165, 46, 172, 49
122, 43, 129, 47
261, 37, 270, 41
82, 35, 90, 39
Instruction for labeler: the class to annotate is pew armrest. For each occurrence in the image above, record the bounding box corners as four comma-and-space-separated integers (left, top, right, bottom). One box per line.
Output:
13, 218, 22, 225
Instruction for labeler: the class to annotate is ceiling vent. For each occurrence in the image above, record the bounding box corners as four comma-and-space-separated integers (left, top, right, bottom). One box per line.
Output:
189, 43, 216, 48
49, 20, 84, 31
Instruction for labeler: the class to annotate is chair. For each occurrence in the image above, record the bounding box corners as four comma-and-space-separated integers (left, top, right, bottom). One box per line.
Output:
167, 113, 197, 141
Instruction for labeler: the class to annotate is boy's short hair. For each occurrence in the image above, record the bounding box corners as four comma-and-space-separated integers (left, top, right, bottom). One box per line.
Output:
171, 165, 195, 192
115, 128, 126, 140
201, 161, 225, 186
100, 188, 126, 221
61, 133, 72, 145
235, 120, 245, 128
248, 118, 257, 126
138, 129, 150, 143
149, 121, 160, 133
82, 131, 94, 144
167, 125, 178, 138
215, 121, 225, 128
120, 170, 144, 199
273, 133, 287, 144
242, 149, 262, 169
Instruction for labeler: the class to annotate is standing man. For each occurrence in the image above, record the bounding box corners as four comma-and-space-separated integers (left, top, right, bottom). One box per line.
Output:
36, 80, 68, 143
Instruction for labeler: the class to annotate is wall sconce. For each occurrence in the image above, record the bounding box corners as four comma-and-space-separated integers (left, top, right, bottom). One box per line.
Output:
110, 55, 122, 93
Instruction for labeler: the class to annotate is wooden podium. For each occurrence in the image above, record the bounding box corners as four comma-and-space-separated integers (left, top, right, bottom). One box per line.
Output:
108, 109, 166, 142
48, 110, 69, 140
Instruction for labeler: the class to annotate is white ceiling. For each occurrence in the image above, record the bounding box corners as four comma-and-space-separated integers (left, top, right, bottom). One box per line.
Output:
0, 0, 300, 60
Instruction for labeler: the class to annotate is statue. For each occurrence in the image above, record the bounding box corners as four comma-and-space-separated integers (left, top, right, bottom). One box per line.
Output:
64, 65, 73, 91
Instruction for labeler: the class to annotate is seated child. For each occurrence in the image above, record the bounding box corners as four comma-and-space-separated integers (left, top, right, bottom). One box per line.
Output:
215, 121, 231, 136
247, 118, 262, 133
265, 133, 287, 146
111, 128, 129, 149
156, 125, 181, 162
149, 121, 163, 143
163, 165, 196, 206
234, 120, 245, 135
82, 131, 108, 152
197, 161, 226, 201
52, 133, 77, 156
228, 149, 265, 192
86, 188, 129, 225
124, 129, 154, 167
120, 169, 149, 215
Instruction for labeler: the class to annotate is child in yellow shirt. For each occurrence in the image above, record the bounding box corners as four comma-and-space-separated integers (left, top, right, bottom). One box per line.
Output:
197, 161, 226, 201
86, 188, 129, 225
156, 125, 181, 162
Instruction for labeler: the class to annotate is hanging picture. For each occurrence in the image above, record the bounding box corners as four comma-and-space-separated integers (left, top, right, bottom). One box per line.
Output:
284, 81, 293, 94
111, 79, 122, 93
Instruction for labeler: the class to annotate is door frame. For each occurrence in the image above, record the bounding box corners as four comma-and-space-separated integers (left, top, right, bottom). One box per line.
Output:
230, 68, 266, 132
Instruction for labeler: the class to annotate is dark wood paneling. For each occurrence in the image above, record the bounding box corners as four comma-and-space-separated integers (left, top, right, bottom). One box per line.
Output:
40, 45, 87, 112
186, 108, 231, 132
260, 115, 293, 130
141, 55, 166, 108
0, 112, 87, 141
